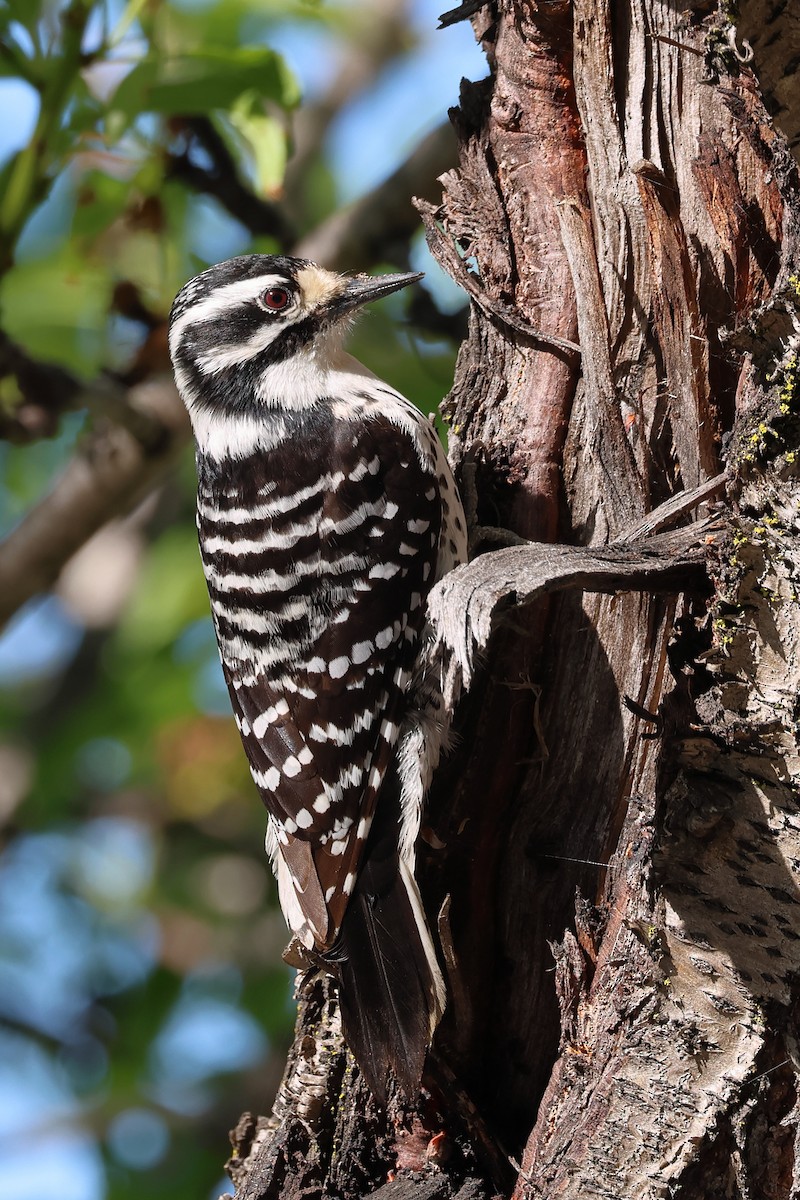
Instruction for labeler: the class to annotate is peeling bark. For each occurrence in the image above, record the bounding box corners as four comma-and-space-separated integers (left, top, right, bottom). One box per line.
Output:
227, 2, 800, 1197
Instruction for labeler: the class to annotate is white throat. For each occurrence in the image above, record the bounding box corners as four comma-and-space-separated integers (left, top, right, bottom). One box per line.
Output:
188, 349, 386, 462
254, 345, 377, 409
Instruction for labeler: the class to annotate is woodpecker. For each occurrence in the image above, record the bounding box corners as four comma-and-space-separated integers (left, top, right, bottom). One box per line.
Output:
168, 254, 467, 1101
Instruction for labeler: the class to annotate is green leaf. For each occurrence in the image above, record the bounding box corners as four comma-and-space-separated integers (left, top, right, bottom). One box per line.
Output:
0, 245, 113, 375
0, 144, 39, 238
0, 43, 32, 81
160, 0, 333, 52
0, 156, 18, 210
66, 72, 106, 136
71, 170, 131, 239
222, 91, 289, 198
4, 0, 44, 34
109, 47, 300, 125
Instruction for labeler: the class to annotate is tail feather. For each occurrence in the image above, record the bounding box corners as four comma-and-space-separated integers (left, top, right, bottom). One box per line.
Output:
331, 772, 444, 1103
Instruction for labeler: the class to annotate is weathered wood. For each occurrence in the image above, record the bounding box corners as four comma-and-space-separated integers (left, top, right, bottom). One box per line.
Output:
421, 1, 800, 1196
228, 2, 800, 1196
427, 525, 716, 705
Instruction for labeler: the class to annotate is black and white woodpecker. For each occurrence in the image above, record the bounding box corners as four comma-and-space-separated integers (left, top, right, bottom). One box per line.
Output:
168, 254, 467, 1101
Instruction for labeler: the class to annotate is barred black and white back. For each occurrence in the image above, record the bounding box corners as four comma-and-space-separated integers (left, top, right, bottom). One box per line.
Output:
169, 254, 466, 1100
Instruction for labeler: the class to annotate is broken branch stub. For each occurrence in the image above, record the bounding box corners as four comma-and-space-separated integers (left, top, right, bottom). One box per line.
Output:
425, 526, 714, 711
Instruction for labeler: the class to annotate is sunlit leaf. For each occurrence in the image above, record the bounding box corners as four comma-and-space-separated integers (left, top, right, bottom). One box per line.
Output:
0, 245, 113, 374
161, 0, 335, 51
108, 47, 300, 127
221, 92, 289, 198
71, 170, 132, 239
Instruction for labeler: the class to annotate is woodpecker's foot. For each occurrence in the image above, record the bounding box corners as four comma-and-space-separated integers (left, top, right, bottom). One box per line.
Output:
282, 936, 315, 971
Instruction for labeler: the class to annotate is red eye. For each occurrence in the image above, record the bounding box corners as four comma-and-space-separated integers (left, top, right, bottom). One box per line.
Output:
261, 286, 290, 311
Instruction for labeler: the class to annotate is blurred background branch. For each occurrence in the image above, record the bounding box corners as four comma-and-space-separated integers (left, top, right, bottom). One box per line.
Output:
296, 119, 457, 269
282, 0, 415, 220
166, 116, 296, 248
0, 378, 186, 628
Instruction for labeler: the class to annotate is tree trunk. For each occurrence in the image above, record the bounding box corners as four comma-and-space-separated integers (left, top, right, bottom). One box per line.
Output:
226, 3, 800, 1197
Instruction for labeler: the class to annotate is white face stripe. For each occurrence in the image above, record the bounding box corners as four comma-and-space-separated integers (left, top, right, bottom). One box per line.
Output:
169, 273, 292, 357
196, 321, 286, 375
179, 292, 445, 466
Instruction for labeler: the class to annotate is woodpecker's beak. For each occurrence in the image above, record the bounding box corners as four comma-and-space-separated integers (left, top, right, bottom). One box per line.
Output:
332, 271, 424, 316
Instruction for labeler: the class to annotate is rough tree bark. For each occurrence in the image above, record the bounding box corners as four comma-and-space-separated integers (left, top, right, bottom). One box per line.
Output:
225, 2, 800, 1197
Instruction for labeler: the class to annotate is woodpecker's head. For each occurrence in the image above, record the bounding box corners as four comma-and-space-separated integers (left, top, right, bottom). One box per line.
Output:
169, 254, 422, 418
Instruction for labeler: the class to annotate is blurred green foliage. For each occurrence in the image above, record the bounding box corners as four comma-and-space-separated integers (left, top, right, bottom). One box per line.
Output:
0, 1, 466, 1196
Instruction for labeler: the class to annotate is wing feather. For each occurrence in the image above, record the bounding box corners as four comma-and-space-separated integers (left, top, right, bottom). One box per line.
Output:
205, 408, 441, 948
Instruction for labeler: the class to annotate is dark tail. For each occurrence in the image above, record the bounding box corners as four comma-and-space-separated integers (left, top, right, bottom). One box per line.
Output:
332, 773, 445, 1104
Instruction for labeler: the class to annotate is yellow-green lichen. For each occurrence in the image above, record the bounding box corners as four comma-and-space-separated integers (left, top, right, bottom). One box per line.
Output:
739, 349, 799, 467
